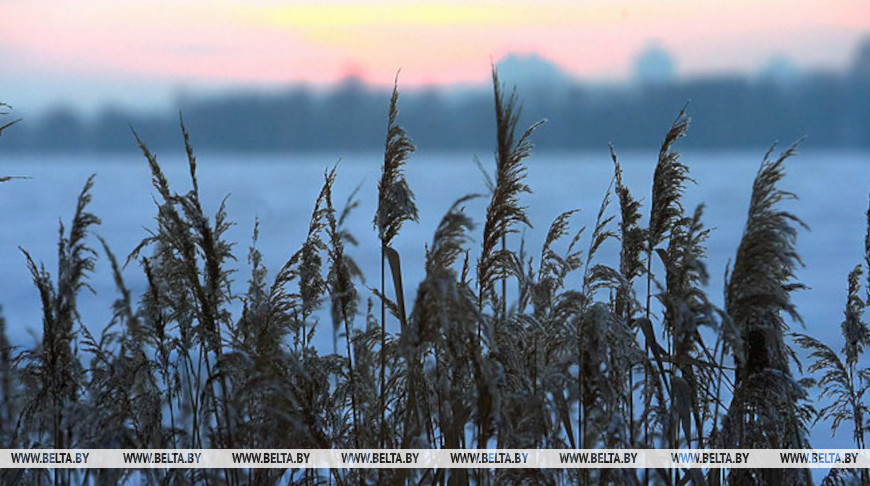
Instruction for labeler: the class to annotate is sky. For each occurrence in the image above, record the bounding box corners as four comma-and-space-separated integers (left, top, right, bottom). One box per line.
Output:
1, 0, 869, 115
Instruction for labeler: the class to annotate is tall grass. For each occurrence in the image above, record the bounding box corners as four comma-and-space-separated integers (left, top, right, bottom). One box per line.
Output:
1, 102, 25, 184
0, 102, 19, 140
374, 75, 417, 455
717, 144, 813, 485
0, 76, 867, 486
796, 194, 870, 485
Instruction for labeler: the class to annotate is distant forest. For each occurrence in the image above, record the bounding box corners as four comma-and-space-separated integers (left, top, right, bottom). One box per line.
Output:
4, 60, 870, 153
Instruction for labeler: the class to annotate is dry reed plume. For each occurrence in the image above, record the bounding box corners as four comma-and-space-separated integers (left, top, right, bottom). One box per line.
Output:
0, 76, 867, 486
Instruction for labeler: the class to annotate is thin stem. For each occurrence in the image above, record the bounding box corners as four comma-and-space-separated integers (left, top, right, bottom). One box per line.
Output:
379, 244, 387, 449
343, 312, 360, 450
644, 248, 653, 486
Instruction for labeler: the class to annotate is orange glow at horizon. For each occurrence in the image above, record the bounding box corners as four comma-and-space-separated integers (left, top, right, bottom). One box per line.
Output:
1, 0, 869, 90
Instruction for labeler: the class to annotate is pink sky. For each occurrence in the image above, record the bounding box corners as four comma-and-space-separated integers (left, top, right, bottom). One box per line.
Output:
1, 0, 868, 113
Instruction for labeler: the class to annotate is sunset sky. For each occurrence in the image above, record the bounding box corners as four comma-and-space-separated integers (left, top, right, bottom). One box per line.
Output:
2, 0, 868, 114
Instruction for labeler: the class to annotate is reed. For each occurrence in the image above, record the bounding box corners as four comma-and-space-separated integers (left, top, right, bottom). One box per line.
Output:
0, 102, 20, 141
720, 143, 813, 485
3, 76, 867, 486
374, 75, 417, 455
